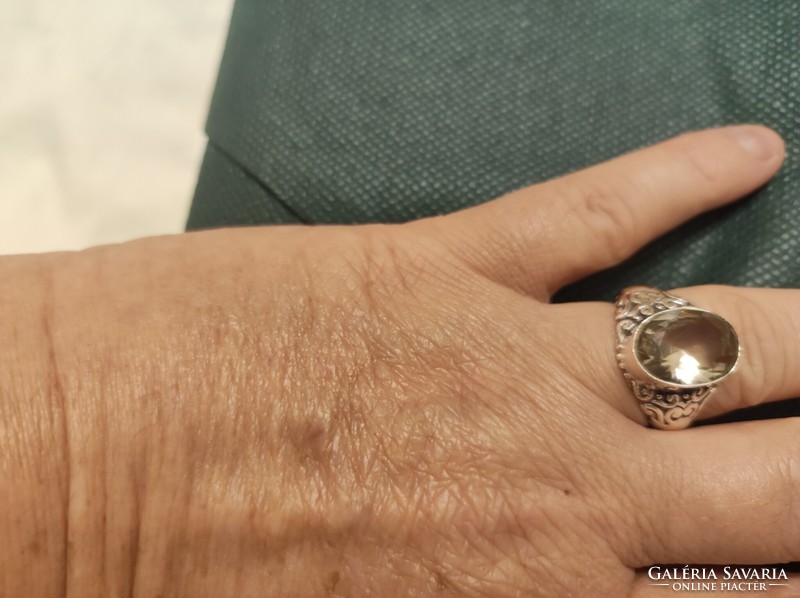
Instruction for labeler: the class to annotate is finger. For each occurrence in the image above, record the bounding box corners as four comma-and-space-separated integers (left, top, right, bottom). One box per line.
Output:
628, 418, 800, 566
554, 285, 800, 422
427, 125, 784, 299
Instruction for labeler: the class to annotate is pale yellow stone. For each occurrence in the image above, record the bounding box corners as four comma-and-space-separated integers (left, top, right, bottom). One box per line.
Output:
635, 308, 738, 386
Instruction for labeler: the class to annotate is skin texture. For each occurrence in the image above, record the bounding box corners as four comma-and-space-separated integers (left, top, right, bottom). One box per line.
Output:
1, 125, 799, 597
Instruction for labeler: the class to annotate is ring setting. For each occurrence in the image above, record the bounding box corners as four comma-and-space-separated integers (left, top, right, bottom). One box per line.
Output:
615, 286, 740, 430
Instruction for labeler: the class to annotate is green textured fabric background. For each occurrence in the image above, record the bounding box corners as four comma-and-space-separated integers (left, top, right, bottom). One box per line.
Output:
188, 1, 799, 420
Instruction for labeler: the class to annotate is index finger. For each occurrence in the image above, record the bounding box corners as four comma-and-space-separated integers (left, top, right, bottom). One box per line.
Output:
432, 126, 785, 299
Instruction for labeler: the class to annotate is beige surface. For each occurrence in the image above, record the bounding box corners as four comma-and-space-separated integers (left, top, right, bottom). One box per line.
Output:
0, 0, 232, 254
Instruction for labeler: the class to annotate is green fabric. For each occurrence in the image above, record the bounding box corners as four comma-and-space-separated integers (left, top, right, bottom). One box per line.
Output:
188, 1, 799, 420
192, 142, 302, 225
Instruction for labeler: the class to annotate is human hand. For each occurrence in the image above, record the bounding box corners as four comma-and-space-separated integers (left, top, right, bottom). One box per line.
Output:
3, 125, 797, 596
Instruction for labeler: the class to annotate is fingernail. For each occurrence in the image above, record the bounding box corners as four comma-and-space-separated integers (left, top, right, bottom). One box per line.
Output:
730, 125, 781, 161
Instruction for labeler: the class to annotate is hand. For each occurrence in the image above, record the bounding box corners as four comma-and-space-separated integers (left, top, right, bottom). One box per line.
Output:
3, 125, 797, 597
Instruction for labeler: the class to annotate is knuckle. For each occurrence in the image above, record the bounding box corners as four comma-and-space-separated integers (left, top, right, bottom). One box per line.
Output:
675, 133, 724, 187
353, 226, 469, 312
357, 232, 418, 303
300, 228, 423, 324
564, 176, 639, 264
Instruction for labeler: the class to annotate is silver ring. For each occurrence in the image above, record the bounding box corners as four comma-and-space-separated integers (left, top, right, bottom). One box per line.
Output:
615, 286, 741, 430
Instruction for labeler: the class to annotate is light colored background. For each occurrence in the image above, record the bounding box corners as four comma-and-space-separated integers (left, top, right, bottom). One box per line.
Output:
0, 0, 233, 254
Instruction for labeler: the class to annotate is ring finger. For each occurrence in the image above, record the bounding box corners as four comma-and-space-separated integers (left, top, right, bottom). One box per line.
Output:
553, 285, 800, 424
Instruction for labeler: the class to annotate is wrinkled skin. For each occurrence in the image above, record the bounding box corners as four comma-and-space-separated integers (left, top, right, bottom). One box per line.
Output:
1, 126, 799, 597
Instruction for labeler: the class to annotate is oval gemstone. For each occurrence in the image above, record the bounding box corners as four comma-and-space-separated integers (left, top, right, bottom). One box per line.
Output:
634, 308, 738, 386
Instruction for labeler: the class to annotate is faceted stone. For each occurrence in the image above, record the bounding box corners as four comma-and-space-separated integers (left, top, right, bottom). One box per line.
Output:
634, 308, 738, 386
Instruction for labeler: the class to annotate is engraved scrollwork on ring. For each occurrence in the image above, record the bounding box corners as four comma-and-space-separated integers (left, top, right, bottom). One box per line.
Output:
615, 287, 688, 345
628, 381, 713, 430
